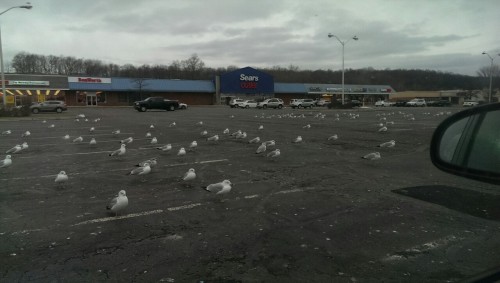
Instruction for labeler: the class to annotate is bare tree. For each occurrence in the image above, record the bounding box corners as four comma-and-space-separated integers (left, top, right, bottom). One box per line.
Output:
132, 78, 148, 100
477, 65, 500, 78
181, 54, 205, 79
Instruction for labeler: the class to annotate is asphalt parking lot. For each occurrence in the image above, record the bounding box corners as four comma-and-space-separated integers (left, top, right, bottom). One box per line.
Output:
1, 106, 500, 282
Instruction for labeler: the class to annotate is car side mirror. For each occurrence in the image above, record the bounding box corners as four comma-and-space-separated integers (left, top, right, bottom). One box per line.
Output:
430, 103, 500, 185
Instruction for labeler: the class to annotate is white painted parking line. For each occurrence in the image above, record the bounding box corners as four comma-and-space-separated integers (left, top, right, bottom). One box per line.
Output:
167, 203, 202, 211
72, 209, 164, 226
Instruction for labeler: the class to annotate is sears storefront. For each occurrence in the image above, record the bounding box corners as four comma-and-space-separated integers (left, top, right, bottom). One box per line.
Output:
218, 67, 274, 103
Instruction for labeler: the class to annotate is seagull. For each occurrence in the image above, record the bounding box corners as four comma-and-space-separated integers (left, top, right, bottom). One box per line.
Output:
145, 132, 152, 138
177, 147, 186, 156
136, 158, 157, 167
293, 136, 303, 143
223, 128, 230, 135
157, 144, 172, 151
94, 118, 101, 123
128, 162, 151, 177
189, 141, 198, 149
230, 130, 242, 137
112, 129, 121, 134
54, 171, 69, 185
2, 130, 12, 135
73, 136, 83, 143
378, 140, 396, 148
22, 130, 31, 137
248, 137, 260, 144
42, 120, 47, 124
76, 114, 85, 118
197, 121, 203, 126
169, 122, 176, 127
236, 132, 247, 139
203, 180, 232, 195
258, 125, 264, 130
120, 137, 133, 144
48, 124, 55, 128
89, 138, 97, 146
150, 137, 158, 144
150, 124, 155, 129
109, 144, 126, 156
63, 134, 70, 140
267, 149, 280, 158
362, 152, 381, 160
303, 124, 311, 129
6, 144, 22, 154
0, 155, 12, 168
262, 141, 274, 148
207, 135, 219, 142
89, 127, 95, 132
106, 190, 128, 216
328, 134, 338, 141
200, 130, 208, 136
256, 142, 267, 154
378, 126, 388, 132
183, 168, 196, 182
20, 142, 28, 151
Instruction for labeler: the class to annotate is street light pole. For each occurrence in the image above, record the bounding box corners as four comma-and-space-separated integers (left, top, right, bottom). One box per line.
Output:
0, 3, 32, 109
328, 33, 358, 105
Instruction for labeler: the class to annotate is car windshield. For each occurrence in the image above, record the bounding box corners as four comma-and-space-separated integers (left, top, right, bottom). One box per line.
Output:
1, 1, 499, 282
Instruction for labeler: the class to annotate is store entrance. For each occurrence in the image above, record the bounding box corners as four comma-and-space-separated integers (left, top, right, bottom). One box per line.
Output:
86, 93, 97, 106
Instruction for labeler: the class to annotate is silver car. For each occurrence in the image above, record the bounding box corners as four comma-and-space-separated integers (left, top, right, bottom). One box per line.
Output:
30, 100, 68, 113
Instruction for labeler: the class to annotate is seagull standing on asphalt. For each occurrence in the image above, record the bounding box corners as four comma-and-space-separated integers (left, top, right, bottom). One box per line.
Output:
157, 144, 172, 151
293, 136, 303, 143
378, 126, 388, 132
256, 142, 267, 154
20, 142, 28, 151
0, 155, 12, 168
89, 127, 95, 133
203, 180, 232, 195
63, 134, 70, 140
223, 128, 230, 135
169, 122, 176, 127
6, 145, 22, 154
22, 131, 31, 137
54, 171, 69, 185
145, 132, 151, 138
189, 141, 198, 150
207, 135, 219, 142
258, 125, 264, 130
89, 138, 97, 146
183, 168, 196, 183
106, 190, 128, 216
362, 152, 381, 160
248, 137, 260, 144
200, 130, 208, 137
121, 137, 133, 144
127, 163, 151, 178
378, 140, 396, 148
112, 129, 121, 134
109, 144, 126, 157
73, 136, 83, 143
177, 147, 186, 156
2, 130, 12, 135
267, 149, 280, 158
151, 137, 158, 144
328, 134, 338, 141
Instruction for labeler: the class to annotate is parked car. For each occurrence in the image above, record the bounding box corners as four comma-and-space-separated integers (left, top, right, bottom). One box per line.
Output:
406, 98, 427, 107
133, 97, 179, 112
315, 99, 328, 107
394, 101, 408, 107
30, 100, 67, 113
427, 100, 451, 107
257, 98, 284, 109
239, 100, 258, 108
178, 102, 188, 109
229, 99, 244, 108
463, 101, 479, 107
290, 99, 315, 109
350, 100, 363, 107
374, 100, 393, 107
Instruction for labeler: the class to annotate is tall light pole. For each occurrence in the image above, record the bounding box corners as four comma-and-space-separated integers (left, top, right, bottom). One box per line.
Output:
0, 2, 32, 109
328, 33, 358, 105
481, 52, 500, 103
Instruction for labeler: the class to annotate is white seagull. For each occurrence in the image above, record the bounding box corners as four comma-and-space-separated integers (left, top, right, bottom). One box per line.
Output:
189, 141, 198, 149
362, 152, 381, 160
169, 122, 176, 127
256, 142, 267, 154
223, 128, 230, 135
145, 132, 152, 138
120, 137, 133, 144
128, 162, 151, 177
89, 138, 97, 146
22, 130, 31, 137
378, 126, 388, 132
150, 124, 155, 129
196, 121, 203, 126
48, 124, 55, 128
89, 127, 95, 132
207, 135, 219, 142
267, 149, 281, 158
112, 129, 121, 134
203, 180, 232, 195
0, 155, 12, 168
328, 134, 338, 141
303, 124, 311, 129
55, 171, 69, 184
73, 136, 83, 143
293, 136, 303, 143
1, 130, 11, 135
177, 147, 186, 156
258, 125, 264, 130
20, 142, 28, 151
6, 144, 22, 154
200, 130, 208, 136
248, 137, 260, 144
378, 140, 396, 148
136, 158, 157, 167
109, 144, 126, 156
150, 137, 158, 144
264, 140, 276, 147
157, 144, 172, 151
106, 190, 129, 216
63, 134, 70, 140
183, 168, 196, 182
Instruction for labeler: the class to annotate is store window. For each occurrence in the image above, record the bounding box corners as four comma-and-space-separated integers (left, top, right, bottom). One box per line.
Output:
96, 92, 106, 103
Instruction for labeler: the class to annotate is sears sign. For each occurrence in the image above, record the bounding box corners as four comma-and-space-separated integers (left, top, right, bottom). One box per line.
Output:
220, 67, 274, 94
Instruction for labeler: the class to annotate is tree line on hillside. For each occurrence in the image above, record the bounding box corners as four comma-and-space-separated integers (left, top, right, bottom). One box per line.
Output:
9, 52, 500, 92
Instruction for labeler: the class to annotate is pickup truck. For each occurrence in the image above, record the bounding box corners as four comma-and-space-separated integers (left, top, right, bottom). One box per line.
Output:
134, 97, 179, 112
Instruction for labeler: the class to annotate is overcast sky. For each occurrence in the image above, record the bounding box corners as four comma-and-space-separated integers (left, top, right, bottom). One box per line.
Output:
1, 0, 499, 76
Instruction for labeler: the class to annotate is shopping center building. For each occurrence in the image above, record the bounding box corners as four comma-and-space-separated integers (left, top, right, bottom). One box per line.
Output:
1, 67, 398, 107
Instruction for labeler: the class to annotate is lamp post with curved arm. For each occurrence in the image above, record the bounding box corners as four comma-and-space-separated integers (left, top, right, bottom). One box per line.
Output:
328, 33, 358, 105
0, 2, 33, 109
481, 51, 500, 103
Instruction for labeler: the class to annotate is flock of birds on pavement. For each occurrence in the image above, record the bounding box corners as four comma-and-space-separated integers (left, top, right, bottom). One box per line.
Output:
1, 109, 453, 216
